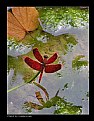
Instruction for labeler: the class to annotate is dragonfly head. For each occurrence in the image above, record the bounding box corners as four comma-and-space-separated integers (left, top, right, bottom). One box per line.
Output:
43, 55, 49, 64
44, 55, 48, 59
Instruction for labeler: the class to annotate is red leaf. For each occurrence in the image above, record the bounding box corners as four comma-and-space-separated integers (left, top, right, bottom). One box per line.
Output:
46, 53, 57, 64
23, 56, 42, 71
45, 64, 62, 73
33, 48, 43, 63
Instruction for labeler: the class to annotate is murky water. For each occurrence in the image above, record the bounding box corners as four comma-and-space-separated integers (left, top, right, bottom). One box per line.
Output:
7, 26, 89, 114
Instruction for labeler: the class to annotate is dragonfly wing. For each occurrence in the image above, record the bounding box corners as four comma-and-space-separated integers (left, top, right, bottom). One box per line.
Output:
23, 56, 42, 71
33, 48, 44, 63
46, 53, 57, 64
45, 64, 62, 73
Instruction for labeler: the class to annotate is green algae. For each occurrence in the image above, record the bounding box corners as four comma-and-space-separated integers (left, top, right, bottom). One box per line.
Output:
72, 55, 88, 70
54, 97, 82, 114
38, 6, 89, 31
23, 95, 82, 114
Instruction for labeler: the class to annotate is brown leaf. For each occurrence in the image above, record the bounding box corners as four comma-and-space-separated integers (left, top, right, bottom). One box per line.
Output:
35, 91, 45, 105
24, 101, 43, 110
7, 7, 39, 40
33, 82, 49, 101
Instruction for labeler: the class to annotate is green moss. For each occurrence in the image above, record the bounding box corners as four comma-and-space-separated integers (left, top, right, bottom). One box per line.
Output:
43, 100, 52, 108
23, 95, 82, 114
73, 55, 85, 61
54, 96, 82, 115
72, 55, 88, 70
46, 96, 82, 115
38, 6, 89, 31
54, 104, 82, 115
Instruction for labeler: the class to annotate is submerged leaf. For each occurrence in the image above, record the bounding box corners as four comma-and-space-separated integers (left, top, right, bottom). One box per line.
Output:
8, 55, 35, 82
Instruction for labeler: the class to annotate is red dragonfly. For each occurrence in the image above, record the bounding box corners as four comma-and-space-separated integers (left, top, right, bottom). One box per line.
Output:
23, 48, 62, 83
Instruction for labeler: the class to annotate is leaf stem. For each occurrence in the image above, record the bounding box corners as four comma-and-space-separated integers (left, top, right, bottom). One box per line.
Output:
33, 81, 49, 100
7, 71, 40, 93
